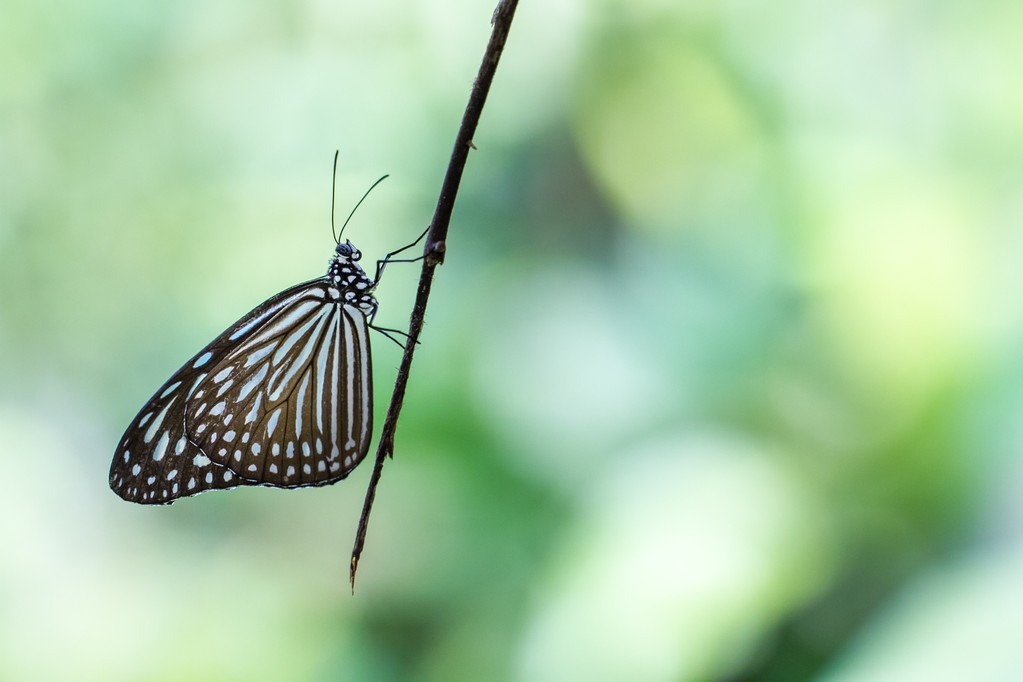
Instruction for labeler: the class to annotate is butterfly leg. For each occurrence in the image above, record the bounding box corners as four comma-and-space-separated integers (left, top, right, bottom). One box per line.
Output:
370, 324, 415, 349
374, 226, 430, 282
364, 298, 418, 349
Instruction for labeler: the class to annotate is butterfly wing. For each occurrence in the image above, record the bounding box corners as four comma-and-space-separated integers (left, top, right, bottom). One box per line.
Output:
184, 284, 373, 487
109, 361, 240, 504
110, 278, 372, 504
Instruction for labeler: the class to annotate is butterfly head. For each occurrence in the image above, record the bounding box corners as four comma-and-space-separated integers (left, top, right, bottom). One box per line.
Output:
335, 240, 362, 262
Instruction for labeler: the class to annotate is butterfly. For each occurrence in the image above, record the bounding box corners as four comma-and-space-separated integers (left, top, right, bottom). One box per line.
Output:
110, 160, 423, 504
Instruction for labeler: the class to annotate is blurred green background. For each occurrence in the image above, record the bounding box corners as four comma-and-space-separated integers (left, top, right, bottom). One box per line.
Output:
3, 0, 1023, 680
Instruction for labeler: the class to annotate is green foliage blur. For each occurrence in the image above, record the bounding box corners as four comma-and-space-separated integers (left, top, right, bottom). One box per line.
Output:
2, 1, 1022, 680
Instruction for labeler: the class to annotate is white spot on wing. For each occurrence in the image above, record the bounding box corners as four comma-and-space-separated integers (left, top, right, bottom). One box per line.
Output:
351, 305, 372, 447
314, 312, 337, 434
193, 351, 213, 368
295, 373, 310, 437
238, 363, 269, 401
153, 431, 170, 461
244, 344, 275, 368
342, 308, 357, 450
245, 393, 263, 424
266, 408, 282, 437
144, 397, 176, 444
186, 373, 207, 399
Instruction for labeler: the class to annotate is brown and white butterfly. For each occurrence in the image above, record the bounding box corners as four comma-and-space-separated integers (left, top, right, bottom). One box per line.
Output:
110, 170, 423, 504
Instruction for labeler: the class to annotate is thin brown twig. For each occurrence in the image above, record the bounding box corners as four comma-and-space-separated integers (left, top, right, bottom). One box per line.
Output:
349, 0, 521, 590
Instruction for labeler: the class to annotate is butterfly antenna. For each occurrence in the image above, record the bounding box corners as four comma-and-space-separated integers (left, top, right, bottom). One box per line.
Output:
339, 174, 389, 240
331, 150, 340, 244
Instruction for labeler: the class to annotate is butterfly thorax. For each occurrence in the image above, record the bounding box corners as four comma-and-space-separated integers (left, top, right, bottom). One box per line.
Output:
328, 240, 376, 317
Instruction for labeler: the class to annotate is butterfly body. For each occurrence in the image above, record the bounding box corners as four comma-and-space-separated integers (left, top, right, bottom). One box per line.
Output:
110, 240, 376, 504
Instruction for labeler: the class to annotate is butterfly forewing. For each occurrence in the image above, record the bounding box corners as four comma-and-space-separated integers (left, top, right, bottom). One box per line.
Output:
186, 284, 373, 487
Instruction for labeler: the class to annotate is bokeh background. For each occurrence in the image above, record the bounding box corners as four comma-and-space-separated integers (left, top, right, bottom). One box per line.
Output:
3, 0, 1023, 680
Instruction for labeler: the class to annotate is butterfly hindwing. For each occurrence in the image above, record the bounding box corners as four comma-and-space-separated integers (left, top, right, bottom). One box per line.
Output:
185, 284, 373, 488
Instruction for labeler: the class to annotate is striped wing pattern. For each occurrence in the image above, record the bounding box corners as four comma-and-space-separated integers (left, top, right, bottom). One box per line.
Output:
110, 269, 374, 504
187, 285, 372, 487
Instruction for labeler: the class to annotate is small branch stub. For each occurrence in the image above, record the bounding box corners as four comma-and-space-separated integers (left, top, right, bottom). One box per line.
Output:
427, 239, 446, 266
